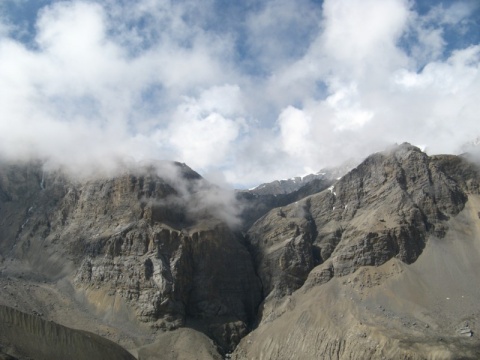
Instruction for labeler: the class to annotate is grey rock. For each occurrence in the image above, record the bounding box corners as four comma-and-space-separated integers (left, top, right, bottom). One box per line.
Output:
247, 143, 479, 300
0, 304, 135, 360
0, 160, 262, 352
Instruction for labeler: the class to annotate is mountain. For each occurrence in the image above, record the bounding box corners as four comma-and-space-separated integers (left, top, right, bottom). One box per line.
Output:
1, 143, 480, 359
235, 143, 480, 359
246, 161, 355, 196
236, 162, 356, 231
0, 160, 261, 358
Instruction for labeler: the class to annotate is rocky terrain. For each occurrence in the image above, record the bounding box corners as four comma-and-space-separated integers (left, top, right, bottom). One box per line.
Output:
1, 143, 480, 359
245, 162, 354, 196
234, 144, 480, 359
0, 304, 135, 360
236, 161, 355, 230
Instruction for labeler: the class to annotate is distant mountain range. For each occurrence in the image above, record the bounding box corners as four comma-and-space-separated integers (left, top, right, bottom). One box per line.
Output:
245, 161, 356, 196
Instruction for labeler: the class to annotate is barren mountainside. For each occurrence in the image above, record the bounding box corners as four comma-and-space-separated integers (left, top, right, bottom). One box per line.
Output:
1, 143, 480, 359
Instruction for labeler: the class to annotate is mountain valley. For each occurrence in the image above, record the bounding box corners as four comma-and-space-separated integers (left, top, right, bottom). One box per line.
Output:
1, 143, 480, 359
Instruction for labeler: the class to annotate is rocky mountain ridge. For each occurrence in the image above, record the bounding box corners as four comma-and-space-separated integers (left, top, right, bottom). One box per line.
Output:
248, 144, 475, 300
245, 161, 355, 196
1, 143, 480, 359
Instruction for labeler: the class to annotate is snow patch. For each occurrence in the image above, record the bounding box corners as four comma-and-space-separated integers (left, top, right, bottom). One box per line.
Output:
417, 144, 427, 152
21, 219, 29, 230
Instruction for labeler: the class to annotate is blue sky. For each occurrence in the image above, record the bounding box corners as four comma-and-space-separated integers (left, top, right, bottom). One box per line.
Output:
0, 0, 479, 187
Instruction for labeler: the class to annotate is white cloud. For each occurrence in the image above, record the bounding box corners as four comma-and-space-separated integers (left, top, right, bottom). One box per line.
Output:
278, 106, 312, 157
387, 45, 480, 154
425, 1, 476, 26
164, 85, 245, 170
0, 0, 240, 177
253, 0, 480, 182
325, 84, 374, 131
192, 84, 244, 118
0, 0, 479, 188
321, 0, 410, 72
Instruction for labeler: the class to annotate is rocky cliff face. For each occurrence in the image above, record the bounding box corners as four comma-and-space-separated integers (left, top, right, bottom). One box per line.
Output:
0, 161, 261, 355
1, 143, 480, 360
247, 144, 476, 303
233, 143, 480, 359
0, 305, 136, 360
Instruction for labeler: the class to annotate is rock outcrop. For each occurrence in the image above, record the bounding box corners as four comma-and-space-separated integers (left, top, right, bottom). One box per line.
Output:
0, 305, 135, 360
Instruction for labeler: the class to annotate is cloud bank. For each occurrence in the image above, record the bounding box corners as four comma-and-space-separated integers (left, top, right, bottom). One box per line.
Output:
0, 0, 479, 187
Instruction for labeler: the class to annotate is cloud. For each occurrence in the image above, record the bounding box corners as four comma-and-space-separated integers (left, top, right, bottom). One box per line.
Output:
321, 0, 410, 69
387, 45, 480, 154
259, 0, 480, 180
0, 2, 142, 173
0, 0, 238, 176
141, 161, 244, 228
424, 1, 476, 26
278, 106, 313, 158
244, 0, 321, 72
164, 86, 245, 169
0, 16, 12, 37
325, 84, 374, 131
0, 0, 478, 188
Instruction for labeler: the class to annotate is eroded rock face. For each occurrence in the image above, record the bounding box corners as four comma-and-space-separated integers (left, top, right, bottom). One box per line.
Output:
74, 223, 261, 349
0, 161, 262, 352
233, 192, 480, 360
0, 305, 135, 360
247, 144, 479, 302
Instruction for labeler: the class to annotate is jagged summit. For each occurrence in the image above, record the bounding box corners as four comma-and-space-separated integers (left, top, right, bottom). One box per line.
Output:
245, 159, 357, 196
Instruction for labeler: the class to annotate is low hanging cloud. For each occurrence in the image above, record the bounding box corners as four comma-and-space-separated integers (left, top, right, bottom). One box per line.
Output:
0, 0, 478, 187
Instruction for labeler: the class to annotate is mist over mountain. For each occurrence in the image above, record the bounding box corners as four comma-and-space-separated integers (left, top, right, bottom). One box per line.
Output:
1, 143, 480, 359
0, 0, 479, 186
